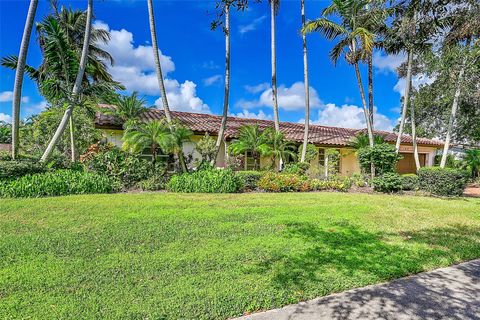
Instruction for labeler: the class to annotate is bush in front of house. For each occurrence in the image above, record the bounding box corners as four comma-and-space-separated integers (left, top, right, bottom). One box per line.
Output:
138, 173, 169, 191
0, 170, 114, 198
236, 171, 264, 191
167, 168, 241, 193
417, 167, 469, 196
372, 172, 402, 193
257, 172, 305, 192
401, 174, 419, 191
357, 143, 402, 176
0, 160, 47, 180
310, 176, 352, 192
282, 162, 310, 175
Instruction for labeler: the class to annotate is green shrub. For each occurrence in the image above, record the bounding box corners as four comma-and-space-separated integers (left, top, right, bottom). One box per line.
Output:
167, 168, 241, 193
138, 174, 168, 191
350, 172, 368, 187
297, 144, 318, 163
0, 170, 113, 198
418, 167, 469, 196
257, 172, 305, 192
357, 144, 402, 176
401, 174, 419, 191
372, 173, 402, 193
0, 160, 47, 180
236, 171, 264, 191
282, 162, 310, 175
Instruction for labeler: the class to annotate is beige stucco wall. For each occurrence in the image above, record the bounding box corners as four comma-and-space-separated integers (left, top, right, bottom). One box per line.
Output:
101, 129, 439, 174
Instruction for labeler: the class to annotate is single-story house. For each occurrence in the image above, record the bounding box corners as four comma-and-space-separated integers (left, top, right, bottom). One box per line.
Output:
95, 105, 444, 175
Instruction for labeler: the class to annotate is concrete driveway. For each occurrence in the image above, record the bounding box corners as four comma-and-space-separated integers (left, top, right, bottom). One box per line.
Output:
236, 259, 480, 320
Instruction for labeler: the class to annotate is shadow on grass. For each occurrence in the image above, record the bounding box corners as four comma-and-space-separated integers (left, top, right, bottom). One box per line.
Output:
245, 222, 480, 314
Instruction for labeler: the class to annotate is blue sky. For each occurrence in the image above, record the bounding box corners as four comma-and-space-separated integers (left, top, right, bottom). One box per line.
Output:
0, 0, 411, 131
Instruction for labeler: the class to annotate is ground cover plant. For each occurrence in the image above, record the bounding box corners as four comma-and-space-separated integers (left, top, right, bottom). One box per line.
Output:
1, 193, 479, 319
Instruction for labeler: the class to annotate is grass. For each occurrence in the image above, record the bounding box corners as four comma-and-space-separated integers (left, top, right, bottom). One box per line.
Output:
1, 192, 480, 319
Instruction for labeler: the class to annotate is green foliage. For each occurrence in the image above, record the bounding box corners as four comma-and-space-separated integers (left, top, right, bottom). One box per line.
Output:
235, 171, 264, 191
372, 173, 403, 193
349, 133, 385, 149
104, 92, 148, 129
418, 167, 469, 196
261, 130, 297, 168
0, 122, 11, 144
297, 143, 317, 163
257, 172, 305, 192
167, 168, 241, 193
84, 145, 152, 189
138, 174, 168, 191
350, 172, 368, 187
310, 176, 353, 192
0, 160, 47, 180
195, 133, 217, 165
463, 149, 480, 179
0, 170, 113, 198
401, 174, 419, 191
357, 143, 402, 176
283, 162, 310, 175
228, 125, 270, 170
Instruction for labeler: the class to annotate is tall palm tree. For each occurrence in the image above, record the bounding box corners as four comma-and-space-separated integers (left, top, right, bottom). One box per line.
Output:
410, 85, 420, 170
228, 125, 270, 170
122, 120, 171, 165
214, 2, 231, 164
40, 0, 93, 162
303, 0, 375, 150
10, 0, 38, 159
300, 0, 311, 163
270, 0, 280, 132
147, 0, 172, 124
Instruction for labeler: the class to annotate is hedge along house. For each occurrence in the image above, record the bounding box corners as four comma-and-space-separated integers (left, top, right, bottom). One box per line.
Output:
95, 105, 444, 175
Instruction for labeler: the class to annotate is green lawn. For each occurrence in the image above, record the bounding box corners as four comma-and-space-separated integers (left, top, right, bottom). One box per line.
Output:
1, 193, 480, 319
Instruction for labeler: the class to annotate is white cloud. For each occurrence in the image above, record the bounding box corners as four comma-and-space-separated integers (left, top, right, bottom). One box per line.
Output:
394, 74, 435, 95
202, 60, 220, 70
244, 82, 270, 94
310, 103, 395, 131
203, 74, 222, 86
24, 100, 48, 116
93, 21, 209, 113
0, 113, 12, 123
0, 91, 29, 103
373, 52, 406, 74
236, 82, 322, 111
239, 15, 266, 34
230, 109, 272, 120
155, 80, 209, 113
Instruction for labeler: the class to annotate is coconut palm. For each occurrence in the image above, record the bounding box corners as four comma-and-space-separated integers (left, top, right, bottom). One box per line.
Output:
270, 0, 280, 132
300, 0, 311, 163
262, 129, 296, 170
40, 0, 94, 162
147, 0, 172, 124
104, 92, 148, 130
10, 0, 38, 159
303, 0, 375, 150
122, 120, 171, 165
228, 125, 270, 170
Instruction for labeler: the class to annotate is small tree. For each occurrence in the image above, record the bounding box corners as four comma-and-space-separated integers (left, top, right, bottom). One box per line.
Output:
195, 133, 217, 166
228, 125, 270, 170
357, 143, 402, 176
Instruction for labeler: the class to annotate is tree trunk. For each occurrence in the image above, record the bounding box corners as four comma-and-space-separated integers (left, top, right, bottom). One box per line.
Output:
353, 63, 374, 148
440, 51, 467, 168
368, 53, 374, 132
271, 2, 280, 133
214, 5, 230, 165
69, 113, 76, 162
395, 49, 413, 154
11, 0, 38, 159
410, 88, 420, 171
178, 150, 188, 172
147, 0, 172, 124
40, 0, 92, 162
300, 0, 310, 163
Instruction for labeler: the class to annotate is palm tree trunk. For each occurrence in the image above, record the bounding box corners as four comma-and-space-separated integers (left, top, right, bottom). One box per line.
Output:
395, 49, 413, 154
353, 63, 374, 148
368, 54, 374, 132
40, 0, 92, 162
214, 4, 230, 165
271, 2, 280, 133
300, 0, 310, 163
147, 0, 172, 124
440, 47, 468, 168
410, 91, 420, 171
69, 113, 76, 162
11, 0, 38, 160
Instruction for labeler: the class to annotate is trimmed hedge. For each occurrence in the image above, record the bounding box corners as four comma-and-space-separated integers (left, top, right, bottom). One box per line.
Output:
401, 174, 419, 191
0, 170, 114, 198
236, 171, 264, 191
167, 169, 241, 193
0, 160, 47, 180
372, 173, 402, 193
418, 167, 469, 196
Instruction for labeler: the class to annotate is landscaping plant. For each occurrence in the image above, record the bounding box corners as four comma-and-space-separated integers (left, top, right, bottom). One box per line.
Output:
236, 170, 264, 191
401, 174, 419, 191
372, 172, 403, 193
357, 144, 402, 176
418, 167, 469, 196
167, 168, 241, 193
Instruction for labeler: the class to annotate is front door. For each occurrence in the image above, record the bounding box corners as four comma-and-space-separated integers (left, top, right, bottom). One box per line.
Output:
397, 153, 426, 174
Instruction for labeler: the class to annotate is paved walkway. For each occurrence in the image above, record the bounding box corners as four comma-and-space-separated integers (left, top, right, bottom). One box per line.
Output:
236, 259, 480, 320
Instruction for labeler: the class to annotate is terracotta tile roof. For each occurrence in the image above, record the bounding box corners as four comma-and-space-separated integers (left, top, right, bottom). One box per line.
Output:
95, 105, 444, 147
